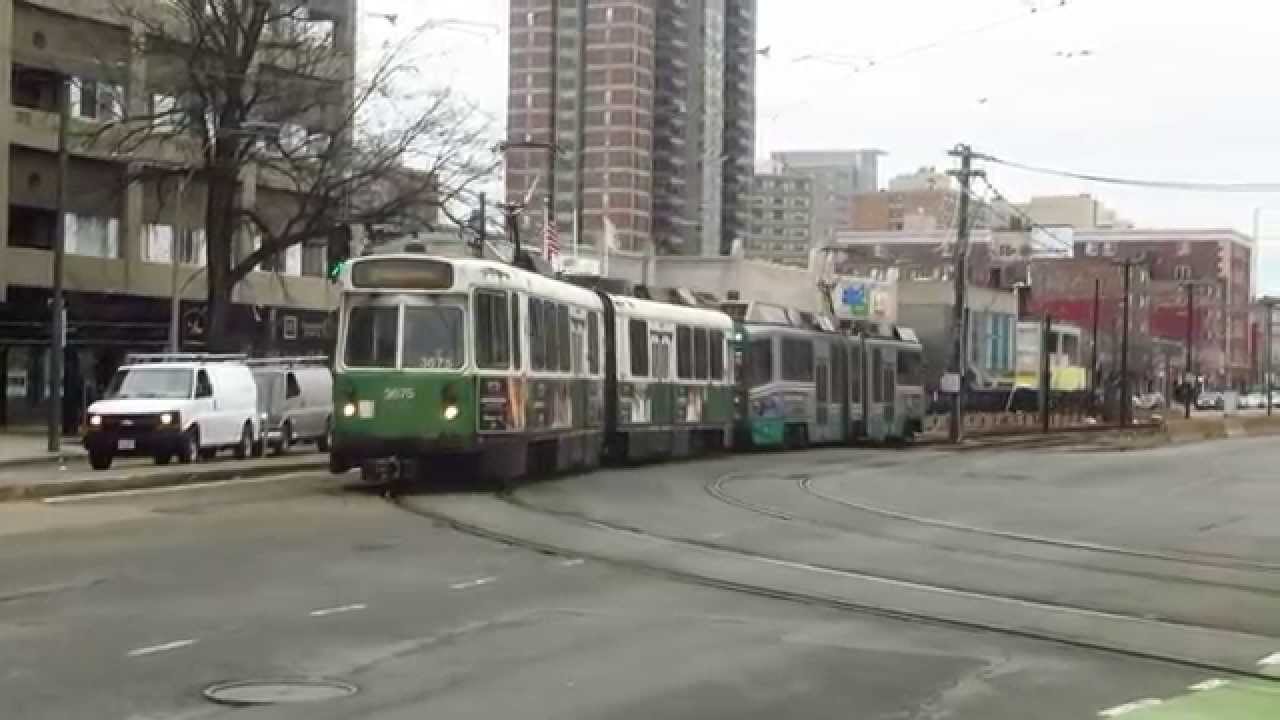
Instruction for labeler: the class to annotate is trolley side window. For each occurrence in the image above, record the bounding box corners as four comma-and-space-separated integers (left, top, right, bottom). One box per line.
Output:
403, 305, 464, 369
850, 346, 863, 403
898, 350, 923, 386
710, 330, 725, 381
511, 294, 522, 370
475, 290, 511, 370
676, 326, 693, 379
557, 304, 571, 372
587, 312, 600, 374
694, 327, 709, 380
629, 318, 649, 377
529, 298, 546, 370
781, 338, 814, 382
746, 338, 772, 387
542, 300, 558, 372
871, 348, 885, 402
344, 306, 398, 368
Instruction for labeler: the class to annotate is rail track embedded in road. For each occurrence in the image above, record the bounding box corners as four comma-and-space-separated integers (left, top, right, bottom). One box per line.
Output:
390, 483, 1280, 682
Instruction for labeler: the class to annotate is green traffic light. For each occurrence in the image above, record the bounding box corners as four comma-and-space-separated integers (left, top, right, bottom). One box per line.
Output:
328, 259, 346, 280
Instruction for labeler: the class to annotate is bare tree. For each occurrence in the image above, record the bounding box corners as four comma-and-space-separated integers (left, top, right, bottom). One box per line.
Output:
91, 0, 493, 349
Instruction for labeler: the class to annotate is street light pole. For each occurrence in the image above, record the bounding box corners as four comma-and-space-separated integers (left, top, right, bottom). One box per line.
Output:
47, 77, 70, 453
168, 171, 192, 352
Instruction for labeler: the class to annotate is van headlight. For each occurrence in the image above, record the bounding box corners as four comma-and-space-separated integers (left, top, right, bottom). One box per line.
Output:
443, 404, 459, 421
342, 402, 357, 418
159, 413, 174, 426
89, 415, 102, 427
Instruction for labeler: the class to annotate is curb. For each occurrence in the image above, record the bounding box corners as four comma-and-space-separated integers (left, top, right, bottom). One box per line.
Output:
0, 459, 330, 502
0, 452, 89, 472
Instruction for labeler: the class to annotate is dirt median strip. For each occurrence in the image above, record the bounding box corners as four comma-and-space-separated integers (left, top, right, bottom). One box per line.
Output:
0, 459, 330, 502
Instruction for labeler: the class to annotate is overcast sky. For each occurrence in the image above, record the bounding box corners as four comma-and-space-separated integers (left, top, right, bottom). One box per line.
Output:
365, 0, 1280, 290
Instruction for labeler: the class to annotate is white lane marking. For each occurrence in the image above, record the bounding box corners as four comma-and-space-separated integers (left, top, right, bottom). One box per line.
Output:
1099, 699, 1163, 717
559, 558, 585, 567
43, 472, 317, 504
449, 576, 496, 590
705, 532, 727, 540
1258, 651, 1280, 666
309, 603, 367, 617
1189, 678, 1230, 691
127, 638, 199, 657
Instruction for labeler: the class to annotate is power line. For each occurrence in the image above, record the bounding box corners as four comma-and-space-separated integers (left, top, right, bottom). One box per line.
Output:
973, 176, 1074, 253
764, 0, 1080, 124
977, 151, 1280, 193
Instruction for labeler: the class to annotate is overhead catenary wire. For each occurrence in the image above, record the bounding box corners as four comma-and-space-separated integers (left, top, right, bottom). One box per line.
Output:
977, 152, 1280, 193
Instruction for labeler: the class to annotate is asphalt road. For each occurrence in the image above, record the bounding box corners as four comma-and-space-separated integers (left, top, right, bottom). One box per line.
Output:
1, 439, 1277, 718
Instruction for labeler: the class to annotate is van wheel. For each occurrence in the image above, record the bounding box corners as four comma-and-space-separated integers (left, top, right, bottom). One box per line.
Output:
177, 429, 199, 464
274, 422, 292, 456
154, 453, 172, 466
234, 423, 253, 460
89, 450, 113, 471
317, 417, 333, 452
198, 446, 218, 461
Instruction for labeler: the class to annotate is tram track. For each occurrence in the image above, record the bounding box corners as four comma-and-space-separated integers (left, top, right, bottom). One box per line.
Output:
391, 481, 1280, 682
702, 472, 1280, 601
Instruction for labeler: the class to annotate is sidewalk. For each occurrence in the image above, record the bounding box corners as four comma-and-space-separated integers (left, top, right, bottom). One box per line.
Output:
0, 431, 87, 469
0, 453, 329, 502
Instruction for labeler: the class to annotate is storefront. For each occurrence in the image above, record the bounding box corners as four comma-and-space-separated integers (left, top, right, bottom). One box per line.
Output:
0, 286, 335, 428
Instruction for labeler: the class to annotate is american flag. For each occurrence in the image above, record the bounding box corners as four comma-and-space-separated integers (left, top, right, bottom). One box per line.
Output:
541, 208, 560, 268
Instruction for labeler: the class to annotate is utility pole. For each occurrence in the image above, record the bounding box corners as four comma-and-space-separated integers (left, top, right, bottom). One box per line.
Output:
1263, 297, 1278, 416
1182, 282, 1197, 420
1119, 259, 1132, 427
1040, 313, 1052, 434
1090, 277, 1100, 410
47, 77, 70, 453
946, 144, 984, 443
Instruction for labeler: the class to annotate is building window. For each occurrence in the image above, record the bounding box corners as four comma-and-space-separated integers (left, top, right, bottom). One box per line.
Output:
7, 205, 57, 249
1174, 265, 1192, 281
70, 77, 123, 121
65, 214, 119, 258
301, 241, 327, 276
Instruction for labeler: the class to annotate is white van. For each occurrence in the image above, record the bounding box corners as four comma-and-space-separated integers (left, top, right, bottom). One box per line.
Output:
83, 354, 262, 470
249, 358, 334, 455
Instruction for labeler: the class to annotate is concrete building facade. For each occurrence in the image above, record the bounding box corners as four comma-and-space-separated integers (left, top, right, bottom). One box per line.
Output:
504, 0, 756, 258
769, 149, 884, 245
744, 173, 813, 266
2, 0, 356, 426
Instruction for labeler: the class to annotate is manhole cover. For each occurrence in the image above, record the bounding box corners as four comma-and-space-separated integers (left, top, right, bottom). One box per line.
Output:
203, 679, 358, 706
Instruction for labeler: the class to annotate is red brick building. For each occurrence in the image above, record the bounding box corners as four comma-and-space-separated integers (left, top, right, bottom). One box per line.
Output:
828, 228, 1255, 386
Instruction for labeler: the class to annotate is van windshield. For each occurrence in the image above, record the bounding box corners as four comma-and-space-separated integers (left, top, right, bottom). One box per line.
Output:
107, 368, 193, 399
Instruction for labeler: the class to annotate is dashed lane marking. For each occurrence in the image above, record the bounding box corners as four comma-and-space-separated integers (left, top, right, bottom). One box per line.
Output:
449, 576, 496, 590
309, 603, 367, 617
1257, 652, 1280, 666
1098, 698, 1163, 717
1190, 679, 1231, 691
559, 558, 585, 567
127, 639, 199, 658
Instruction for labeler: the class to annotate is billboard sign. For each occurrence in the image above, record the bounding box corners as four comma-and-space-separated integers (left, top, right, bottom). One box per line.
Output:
832, 281, 894, 321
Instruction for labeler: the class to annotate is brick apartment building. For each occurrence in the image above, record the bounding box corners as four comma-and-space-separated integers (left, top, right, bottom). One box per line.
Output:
1, 0, 356, 426
504, 0, 757, 257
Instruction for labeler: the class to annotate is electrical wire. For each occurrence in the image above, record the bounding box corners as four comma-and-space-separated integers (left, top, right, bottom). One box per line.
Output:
977, 152, 1280, 193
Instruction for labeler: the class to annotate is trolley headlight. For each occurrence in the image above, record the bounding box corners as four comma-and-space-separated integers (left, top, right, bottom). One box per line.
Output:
443, 404, 459, 421
89, 415, 102, 427
342, 402, 357, 418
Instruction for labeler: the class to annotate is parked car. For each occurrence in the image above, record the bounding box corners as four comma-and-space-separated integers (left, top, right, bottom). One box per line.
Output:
83, 354, 262, 470
250, 358, 334, 455
1195, 391, 1224, 410
1241, 392, 1267, 409
1133, 393, 1165, 410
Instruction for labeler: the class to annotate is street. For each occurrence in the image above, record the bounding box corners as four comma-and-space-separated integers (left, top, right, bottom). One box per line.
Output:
2, 439, 1279, 718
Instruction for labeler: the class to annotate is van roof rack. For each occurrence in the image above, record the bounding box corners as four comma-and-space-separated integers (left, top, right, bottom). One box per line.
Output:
124, 353, 248, 365
246, 356, 330, 367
